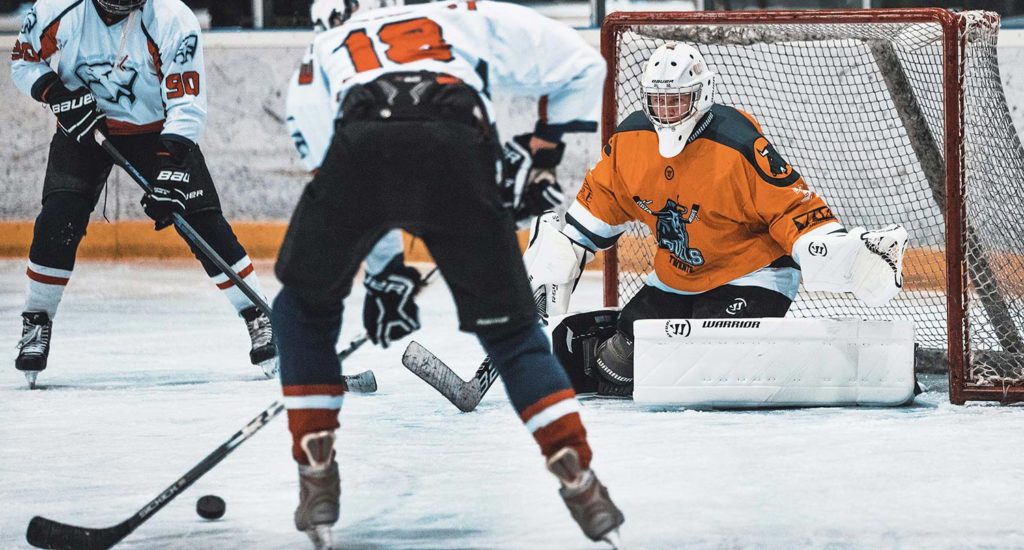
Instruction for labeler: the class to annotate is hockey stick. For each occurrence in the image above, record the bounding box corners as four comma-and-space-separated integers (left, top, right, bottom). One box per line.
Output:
96, 132, 377, 390
402, 342, 501, 412
26, 401, 284, 550
96, 131, 270, 318
23, 267, 442, 547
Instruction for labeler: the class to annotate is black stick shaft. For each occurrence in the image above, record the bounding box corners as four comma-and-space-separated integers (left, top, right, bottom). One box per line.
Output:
96, 131, 271, 317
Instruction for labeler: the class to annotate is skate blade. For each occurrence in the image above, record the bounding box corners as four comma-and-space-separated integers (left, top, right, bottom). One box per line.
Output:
601, 528, 622, 549
259, 357, 280, 379
305, 524, 333, 549
23, 371, 38, 389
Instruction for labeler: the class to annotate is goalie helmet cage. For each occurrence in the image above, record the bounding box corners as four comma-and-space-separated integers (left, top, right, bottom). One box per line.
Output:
600, 8, 1024, 404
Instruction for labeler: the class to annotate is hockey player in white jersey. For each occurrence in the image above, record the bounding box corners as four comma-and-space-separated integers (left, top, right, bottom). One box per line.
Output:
274, 0, 622, 547
10, 0, 278, 386
285, 3, 421, 349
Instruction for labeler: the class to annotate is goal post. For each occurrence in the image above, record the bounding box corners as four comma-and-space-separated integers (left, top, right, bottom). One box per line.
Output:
599, 9, 1024, 404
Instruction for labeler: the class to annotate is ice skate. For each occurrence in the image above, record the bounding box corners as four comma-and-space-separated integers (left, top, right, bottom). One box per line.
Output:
16, 312, 52, 389
295, 431, 340, 549
547, 447, 625, 547
241, 306, 277, 378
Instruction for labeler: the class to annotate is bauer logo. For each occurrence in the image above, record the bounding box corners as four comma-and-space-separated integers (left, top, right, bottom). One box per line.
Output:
808, 242, 827, 257
791, 206, 835, 231
701, 320, 761, 328
664, 320, 691, 338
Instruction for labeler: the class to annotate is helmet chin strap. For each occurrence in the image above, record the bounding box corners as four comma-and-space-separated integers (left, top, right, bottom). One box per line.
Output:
654, 116, 699, 158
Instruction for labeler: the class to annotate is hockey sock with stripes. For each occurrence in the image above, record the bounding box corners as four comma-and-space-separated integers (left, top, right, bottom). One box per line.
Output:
479, 323, 592, 468
273, 286, 346, 463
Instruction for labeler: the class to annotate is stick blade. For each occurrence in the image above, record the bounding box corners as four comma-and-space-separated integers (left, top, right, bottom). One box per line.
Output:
344, 370, 377, 393
27, 516, 126, 550
402, 341, 481, 412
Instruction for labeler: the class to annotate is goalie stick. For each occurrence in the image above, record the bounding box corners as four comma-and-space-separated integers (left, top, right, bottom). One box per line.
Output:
402, 342, 501, 412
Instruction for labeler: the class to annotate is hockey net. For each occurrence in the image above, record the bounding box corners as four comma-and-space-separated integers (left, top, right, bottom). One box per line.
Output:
601, 9, 1024, 403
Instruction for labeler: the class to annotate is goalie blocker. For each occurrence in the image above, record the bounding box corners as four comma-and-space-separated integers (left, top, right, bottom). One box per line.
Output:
551, 312, 916, 407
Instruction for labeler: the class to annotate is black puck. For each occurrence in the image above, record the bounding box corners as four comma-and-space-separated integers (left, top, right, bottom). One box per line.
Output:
196, 495, 226, 520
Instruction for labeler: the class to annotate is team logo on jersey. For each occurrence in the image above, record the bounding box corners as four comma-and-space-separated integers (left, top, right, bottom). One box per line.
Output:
664, 166, 674, 180
174, 35, 199, 64
754, 136, 791, 177
75, 62, 138, 106
634, 197, 705, 271
21, 8, 37, 35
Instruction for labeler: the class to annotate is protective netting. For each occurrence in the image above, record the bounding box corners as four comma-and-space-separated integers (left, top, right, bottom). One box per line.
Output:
606, 11, 1024, 398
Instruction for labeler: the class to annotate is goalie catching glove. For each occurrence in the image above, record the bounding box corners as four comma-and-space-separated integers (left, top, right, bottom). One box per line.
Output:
523, 211, 594, 318
363, 255, 422, 349
501, 134, 567, 225
793, 224, 908, 307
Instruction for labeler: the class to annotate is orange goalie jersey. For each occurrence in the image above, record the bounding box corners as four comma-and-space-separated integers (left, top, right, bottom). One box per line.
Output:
564, 105, 839, 295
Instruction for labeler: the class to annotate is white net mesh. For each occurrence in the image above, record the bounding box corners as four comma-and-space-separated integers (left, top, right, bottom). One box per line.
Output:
605, 11, 1024, 397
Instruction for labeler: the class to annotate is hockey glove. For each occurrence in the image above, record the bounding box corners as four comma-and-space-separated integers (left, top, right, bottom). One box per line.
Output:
363, 256, 423, 349
42, 78, 106, 144
141, 137, 195, 230
500, 134, 567, 225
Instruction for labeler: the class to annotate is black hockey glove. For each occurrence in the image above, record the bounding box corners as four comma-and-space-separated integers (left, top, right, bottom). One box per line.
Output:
141, 137, 195, 230
363, 256, 423, 349
41, 78, 106, 144
500, 134, 567, 225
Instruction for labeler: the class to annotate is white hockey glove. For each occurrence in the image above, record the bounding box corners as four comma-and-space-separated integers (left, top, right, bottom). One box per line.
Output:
500, 134, 567, 227
793, 224, 909, 307
363, 256, 422, 349
523, 211, 594, 318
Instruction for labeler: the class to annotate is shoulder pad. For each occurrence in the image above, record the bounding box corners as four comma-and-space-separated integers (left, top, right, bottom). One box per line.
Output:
614, 110, 655, 134
698, 105, 801, 187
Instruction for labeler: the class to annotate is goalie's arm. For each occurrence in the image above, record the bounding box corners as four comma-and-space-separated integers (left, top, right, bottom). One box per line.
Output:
744, 162, 907, 307
523, 150, 633, 317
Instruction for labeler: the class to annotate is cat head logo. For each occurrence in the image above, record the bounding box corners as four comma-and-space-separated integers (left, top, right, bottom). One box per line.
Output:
753, 136, 792, 178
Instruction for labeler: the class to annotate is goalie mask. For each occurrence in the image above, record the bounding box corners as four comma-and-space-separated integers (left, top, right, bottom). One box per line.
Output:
641, 42, 716, 158
94, 0, 146, 16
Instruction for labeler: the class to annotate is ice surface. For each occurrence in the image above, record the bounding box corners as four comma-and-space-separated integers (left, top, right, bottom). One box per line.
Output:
2, 259, 1024, 549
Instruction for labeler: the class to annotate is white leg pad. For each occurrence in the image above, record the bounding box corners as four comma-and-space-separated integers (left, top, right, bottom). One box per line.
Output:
633, 318, 915, 407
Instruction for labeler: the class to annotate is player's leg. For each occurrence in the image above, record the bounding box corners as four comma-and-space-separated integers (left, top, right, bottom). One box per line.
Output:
17, 132, 112, 382
583, 283, 792, 394
550, 286, 696, 396
416, 120, 622, 542
274, 125, 391, 546
124, 135, 276, 372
